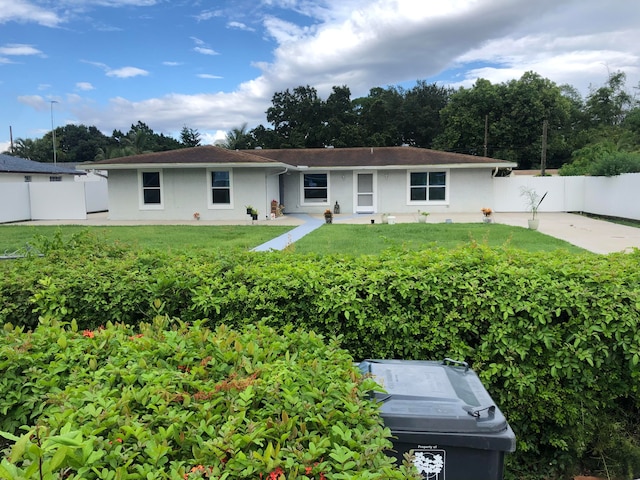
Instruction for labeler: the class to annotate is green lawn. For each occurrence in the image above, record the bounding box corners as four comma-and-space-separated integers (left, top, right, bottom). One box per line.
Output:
0, 225, 294, 254
0, 222, 586, 256
291, 223, 586, 254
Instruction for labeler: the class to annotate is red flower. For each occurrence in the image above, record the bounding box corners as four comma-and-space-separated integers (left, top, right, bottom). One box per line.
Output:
82, 330, 94, 338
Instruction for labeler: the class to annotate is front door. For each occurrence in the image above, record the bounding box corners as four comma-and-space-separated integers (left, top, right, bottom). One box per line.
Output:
355, 172, 376, 213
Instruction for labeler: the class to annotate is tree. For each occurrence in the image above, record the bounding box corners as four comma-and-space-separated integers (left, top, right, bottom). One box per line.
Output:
321, 85, 359, 147
435, 72, 574, 169
223, 123, 253, 150
399, 80, 451, 147
585, 71, 634, 127
180, 126, 201, 148
353, 86, 404, 146
433, 78, 501, 156
266, 85, 324, 148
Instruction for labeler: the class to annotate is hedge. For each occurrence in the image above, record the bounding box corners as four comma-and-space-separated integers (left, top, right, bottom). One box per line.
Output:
1, 231, 640, 479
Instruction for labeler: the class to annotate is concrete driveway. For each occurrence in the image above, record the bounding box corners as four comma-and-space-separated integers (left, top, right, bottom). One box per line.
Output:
7, 211, 640, 254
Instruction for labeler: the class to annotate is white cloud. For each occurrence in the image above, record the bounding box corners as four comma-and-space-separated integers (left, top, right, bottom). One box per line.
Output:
194, 47, 220, 56
76, 82, 95, 91
0, 43, 44, 56
17, 95, 48, 110
227, 21, 255, 32
191, 37, 220, 56
106, 66, 149, 78
197, 74, 223, 79
163, 61, 182, 66
194, 9, 222, 22
84, 60, 150, 78
0, 0, 62, 27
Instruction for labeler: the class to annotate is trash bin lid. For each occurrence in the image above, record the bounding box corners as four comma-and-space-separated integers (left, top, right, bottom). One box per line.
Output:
360, 359, 509, 434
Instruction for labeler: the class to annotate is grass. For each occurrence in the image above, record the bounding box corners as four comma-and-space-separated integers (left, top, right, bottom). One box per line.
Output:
0, 222, 586, 256
290, 223, 586, 255
0, 224, 294, 254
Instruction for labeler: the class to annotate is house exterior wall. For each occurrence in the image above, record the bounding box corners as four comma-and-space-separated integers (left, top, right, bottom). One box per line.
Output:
106, 167, 273, 221
282, 168, 495, 215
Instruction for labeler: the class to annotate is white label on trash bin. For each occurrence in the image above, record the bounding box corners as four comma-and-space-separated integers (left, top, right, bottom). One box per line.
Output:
411, 449, 446, 480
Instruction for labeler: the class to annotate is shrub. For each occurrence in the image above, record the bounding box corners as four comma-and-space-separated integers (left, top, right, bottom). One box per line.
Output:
0, 317, 418, 479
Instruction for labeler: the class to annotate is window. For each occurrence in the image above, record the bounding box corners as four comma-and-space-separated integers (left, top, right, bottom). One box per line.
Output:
302, 173, 329, 204
140, 171, 162, 207
24, 176, 32, 182
49, 176, 62, 182
210, 170, 231, 205
409, 171, 448, 203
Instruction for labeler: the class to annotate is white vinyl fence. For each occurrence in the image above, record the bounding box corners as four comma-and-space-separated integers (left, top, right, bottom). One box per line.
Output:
0, 176, 108, 223
493, 173, 640, 221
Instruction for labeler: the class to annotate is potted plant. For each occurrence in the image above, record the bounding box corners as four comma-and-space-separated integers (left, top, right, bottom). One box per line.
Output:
481, 207, 492, 223
245, 205, 253, 215
418, 210, 429, 223
193, 212, 200, 221
324, 209, 333, 224
250, 208, 258, 221
520, 187, 548, 230
381, 213, 389, 224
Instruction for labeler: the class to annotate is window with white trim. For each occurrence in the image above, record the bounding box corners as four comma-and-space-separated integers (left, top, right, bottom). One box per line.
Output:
302, 172, 329, 204
141, 171, 162, 207
210, 170, 232, 206
409, 171, 448, 202
24, 175, 32, 182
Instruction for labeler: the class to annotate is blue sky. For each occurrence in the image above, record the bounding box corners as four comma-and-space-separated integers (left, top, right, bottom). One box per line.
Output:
1, 0, 639, 152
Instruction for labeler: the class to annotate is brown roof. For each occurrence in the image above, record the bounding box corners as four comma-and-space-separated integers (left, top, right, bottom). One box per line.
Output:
81, 145, 280, 167
80, 145, 515, 169
254, 146, 513, 167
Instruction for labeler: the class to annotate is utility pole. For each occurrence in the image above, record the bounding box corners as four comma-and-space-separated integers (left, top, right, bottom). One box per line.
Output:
50, 100, 58, 165
483, 114, 489, 157
540, 119, 548, 176
9, 126, 13, 153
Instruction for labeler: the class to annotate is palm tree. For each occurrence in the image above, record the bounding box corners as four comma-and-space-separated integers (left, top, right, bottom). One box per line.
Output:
223, 123, 253, 150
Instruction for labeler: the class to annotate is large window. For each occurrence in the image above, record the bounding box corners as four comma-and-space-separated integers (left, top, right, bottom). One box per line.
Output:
302, 172, 328, 204
409, 171, 447, 202
140, 171, 163, 208
210, 170, 231, 205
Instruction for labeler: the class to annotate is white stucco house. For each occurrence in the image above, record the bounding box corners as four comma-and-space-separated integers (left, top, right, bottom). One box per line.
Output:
78, 146, 516, 221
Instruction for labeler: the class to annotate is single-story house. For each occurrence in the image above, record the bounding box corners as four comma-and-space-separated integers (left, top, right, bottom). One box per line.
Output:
78, 146, 516, 221
0, 153, 84, 182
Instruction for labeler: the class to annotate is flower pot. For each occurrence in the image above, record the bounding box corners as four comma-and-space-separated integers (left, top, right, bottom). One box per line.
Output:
418, 216, 427, 223
246, 208, 252, 215
324, 216, 332, 224
251, 214, 258, 221
528, 219, 539, 230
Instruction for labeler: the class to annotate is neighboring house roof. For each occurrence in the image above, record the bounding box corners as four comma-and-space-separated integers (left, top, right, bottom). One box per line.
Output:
0, 153, 84, 175
78, 145, 517, 170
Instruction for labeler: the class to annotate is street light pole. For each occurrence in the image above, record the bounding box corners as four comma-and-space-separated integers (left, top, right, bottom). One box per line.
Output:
50, 100, 58, 165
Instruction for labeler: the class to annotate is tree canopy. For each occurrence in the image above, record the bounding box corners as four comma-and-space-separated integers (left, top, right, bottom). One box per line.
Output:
4, 70, 639, 172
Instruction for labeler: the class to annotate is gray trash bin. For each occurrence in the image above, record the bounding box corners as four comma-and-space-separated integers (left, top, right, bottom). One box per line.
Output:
359, 358, 516, 480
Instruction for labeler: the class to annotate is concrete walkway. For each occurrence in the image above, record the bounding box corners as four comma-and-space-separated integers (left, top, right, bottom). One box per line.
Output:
251, 214, 324, 251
